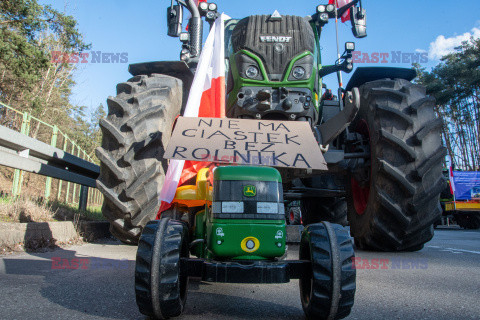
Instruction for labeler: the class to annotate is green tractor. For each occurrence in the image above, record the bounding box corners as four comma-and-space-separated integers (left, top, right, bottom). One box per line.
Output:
135, 165, 356, 319
96, 0, 444, 250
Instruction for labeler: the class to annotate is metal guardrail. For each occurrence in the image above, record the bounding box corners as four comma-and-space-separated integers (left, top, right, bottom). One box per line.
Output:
0, 102, 102, 210
0, 125, 100, 210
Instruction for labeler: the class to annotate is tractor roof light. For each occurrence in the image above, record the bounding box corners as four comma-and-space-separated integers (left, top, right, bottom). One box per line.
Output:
317, 5, 326, 13
320, 13, 329, 22
179, 32, 189, 42
206, 11, 215, 19
345, 42, 355, 51
208, 3, 217, 11
326, 4, 335, 12
199, 2, 208, 11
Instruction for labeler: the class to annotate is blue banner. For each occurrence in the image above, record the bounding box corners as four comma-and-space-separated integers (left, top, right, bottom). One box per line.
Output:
452, 171, 480, 200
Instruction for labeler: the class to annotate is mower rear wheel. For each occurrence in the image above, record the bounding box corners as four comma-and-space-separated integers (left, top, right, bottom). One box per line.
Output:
347, 78, 445, 251
299, 221, 356, 320
135, 218, 189, 319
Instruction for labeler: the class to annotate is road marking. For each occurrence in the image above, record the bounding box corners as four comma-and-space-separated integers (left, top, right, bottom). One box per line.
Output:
444, 248, 480, 255
428, 246, 480, 255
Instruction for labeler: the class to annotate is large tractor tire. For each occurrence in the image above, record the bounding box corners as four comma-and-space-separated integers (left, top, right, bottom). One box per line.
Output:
347, 78, 446, 251
301, 197, 348, 226
135, 218, 189, 319
299, 222, 356, 320
96, 74, 183, 244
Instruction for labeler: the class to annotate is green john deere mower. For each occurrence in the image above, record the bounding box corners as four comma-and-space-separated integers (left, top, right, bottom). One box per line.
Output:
135, 166, 355, 319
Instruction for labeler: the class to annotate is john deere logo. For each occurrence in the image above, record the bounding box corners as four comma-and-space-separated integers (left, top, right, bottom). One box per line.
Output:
243, 185, 256, 197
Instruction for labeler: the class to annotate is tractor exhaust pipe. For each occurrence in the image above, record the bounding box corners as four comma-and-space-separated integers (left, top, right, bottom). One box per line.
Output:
186, 0, 203, 58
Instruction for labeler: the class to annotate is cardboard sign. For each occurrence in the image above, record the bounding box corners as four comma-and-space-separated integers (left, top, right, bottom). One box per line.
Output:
164, 117, 327, 170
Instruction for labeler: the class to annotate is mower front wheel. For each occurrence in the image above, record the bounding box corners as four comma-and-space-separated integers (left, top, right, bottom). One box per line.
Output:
299, 221, 356, 320
135, 218, 189, 319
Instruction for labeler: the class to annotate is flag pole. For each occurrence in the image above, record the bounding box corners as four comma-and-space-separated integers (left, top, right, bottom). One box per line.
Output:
334, 0, 343, 88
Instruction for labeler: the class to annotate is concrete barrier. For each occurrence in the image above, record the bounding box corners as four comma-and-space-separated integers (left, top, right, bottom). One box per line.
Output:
0, 221, 111, 247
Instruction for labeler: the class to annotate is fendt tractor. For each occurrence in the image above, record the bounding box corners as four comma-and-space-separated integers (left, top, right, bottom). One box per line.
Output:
95, 0, 445, 318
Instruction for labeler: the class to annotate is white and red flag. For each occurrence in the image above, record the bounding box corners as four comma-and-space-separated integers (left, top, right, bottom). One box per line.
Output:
157, 13, 229, 216
449, 166, 456, 197
329, 0, 352, 23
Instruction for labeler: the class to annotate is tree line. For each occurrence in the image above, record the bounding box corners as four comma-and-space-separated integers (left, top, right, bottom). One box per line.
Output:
415, 38, 480, 171
0, 0, 104, 160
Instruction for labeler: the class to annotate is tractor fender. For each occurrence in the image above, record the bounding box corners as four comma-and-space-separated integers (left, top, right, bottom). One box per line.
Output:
345, 67, 416, 91
129, 61, 194, 91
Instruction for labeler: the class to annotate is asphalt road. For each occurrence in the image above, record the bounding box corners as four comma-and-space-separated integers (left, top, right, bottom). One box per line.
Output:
1, 228, 479, 320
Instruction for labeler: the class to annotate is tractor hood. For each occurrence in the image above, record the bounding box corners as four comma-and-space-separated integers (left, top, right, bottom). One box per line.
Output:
231, 14, 315, 81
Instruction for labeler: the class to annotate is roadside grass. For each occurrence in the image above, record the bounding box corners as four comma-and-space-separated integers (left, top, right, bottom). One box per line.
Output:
0, 196, 104, 223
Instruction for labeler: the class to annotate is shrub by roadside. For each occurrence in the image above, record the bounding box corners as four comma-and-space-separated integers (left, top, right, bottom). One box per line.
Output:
0, 197, 103, 223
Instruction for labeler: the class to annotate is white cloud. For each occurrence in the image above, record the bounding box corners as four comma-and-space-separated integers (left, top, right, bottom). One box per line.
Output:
415, 48, 427, 53
428, 27, 480, 60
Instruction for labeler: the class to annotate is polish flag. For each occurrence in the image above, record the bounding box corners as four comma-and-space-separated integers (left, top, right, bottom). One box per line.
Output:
157, 14, 229, 217
449, 166, 456, 197
329, 0, 352, 23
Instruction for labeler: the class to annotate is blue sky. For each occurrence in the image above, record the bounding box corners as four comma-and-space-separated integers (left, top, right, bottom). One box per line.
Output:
42, 0, 480, 114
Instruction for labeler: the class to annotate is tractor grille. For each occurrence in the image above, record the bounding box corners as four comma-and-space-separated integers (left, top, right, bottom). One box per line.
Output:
232, 15, 315, 79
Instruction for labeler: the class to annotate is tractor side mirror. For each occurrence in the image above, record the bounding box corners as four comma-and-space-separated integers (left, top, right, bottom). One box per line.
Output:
350, 6, 367, 38
167, 5, 183, 37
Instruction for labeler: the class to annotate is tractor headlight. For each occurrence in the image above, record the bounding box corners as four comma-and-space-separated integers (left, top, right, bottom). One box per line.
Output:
288, 54, 313, 81
199, 2, 208, 10
292, 66, 306, 79
257, 202, 279, 214
326, 4, 335, 13
206, 11, 216, 19
320, 13, 329, 22
317, 5, 326, 13
208, 3, 217, 11
235, 53, 264, 80
246, 65, 259, 79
